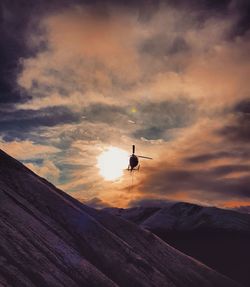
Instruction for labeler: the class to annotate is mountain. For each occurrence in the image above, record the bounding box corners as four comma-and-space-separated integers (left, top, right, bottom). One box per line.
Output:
233, 206, 250, 214
105, 202, 250, 287
0, 149, 242, 287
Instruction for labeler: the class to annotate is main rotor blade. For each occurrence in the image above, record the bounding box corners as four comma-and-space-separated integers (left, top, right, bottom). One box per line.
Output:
138, 155, 152, 160
132, 145, 135, 154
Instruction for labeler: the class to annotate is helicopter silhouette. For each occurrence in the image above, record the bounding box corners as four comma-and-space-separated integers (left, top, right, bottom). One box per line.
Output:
128, 145, 152, 171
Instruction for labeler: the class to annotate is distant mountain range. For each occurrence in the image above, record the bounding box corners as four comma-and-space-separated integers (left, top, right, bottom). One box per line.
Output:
105, 202, 250, 287
0, 149, 242, 287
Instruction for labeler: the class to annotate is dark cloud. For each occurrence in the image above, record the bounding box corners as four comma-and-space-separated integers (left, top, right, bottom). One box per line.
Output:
5, 103, 128, 143
85, 99, 196, 127
218, 99, 250, 143
165, 0, 231, 10
166, 0, 250, 38
185, 151, 234, 163
139, 164, 250, 200
54, 100, 197, 142
133, 99, 196, 140
0, 1, 31, 104
55, 124, 114, 149
82, 104, 127, 125
0, 0, 68, 105
0, 106, 80, 141
211, 164, 250, 176
2, 99, 193, 144
141, 35, 190, 57
228, 0, 250, 37
234, 99, 250, 114
185, 150, 250, 163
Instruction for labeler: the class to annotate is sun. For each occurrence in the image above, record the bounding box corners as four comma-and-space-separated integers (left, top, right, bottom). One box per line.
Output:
97, 147, 129, 181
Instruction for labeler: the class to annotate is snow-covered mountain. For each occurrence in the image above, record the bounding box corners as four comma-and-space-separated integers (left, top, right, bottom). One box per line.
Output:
105, 202, 250, 286
0, 149, 242, 287
106, 202, 250, 233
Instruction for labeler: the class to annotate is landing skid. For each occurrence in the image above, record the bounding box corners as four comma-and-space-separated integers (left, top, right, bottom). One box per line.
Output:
127, 165, 140, 172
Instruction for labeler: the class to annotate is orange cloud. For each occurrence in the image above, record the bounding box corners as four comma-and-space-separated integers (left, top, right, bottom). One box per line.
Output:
0, 140, 60, 160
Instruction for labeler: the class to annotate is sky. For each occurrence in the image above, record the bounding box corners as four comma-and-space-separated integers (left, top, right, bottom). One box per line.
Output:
1, 0, 250, 208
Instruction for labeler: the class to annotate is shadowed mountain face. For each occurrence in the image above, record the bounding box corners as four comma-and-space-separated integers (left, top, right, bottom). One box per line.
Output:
0, 149, 242, 287
105, 203, 250, 287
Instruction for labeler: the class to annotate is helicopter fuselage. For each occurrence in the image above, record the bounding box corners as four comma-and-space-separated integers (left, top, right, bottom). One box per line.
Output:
129, 154, 139, 171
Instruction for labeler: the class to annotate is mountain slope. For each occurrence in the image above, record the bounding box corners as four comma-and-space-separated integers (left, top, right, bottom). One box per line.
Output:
105, 202, 250, 286
0, 150, 241, 287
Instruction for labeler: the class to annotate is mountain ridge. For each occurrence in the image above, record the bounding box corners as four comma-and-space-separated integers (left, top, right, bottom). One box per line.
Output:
105, 202, 250, 233
105, 202, 250, 286
0, 149, 242, 287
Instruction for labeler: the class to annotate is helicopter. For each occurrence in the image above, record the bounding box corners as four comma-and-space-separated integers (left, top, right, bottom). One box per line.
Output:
128, 145, 152, 171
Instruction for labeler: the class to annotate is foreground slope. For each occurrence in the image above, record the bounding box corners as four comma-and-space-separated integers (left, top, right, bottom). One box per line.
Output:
106, 202, 250, 286
0, 150, 241, 287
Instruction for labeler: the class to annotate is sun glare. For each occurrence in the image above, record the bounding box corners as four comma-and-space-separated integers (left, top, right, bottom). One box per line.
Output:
97, 147, 129, 181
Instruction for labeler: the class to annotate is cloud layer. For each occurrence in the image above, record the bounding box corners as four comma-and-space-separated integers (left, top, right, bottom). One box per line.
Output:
1, 0, 250, 207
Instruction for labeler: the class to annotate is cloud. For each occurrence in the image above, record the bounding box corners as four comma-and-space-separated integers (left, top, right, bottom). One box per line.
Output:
185, 150, 250, 163
16, 5, 144, 111
0, 140, 60, 160
132, 98, 196, 140
218, 99, 250, 143
211, 164, 250, 176
26, 159, 60, 183
81, 197, 112, 209
137, 166, 250, 204
135, 117, 250, 207
0, 0, 72, 105
17, 1, 250, 112
1, 0, 250, 207
140, 35, 190, 57
0, 106, 81, 141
